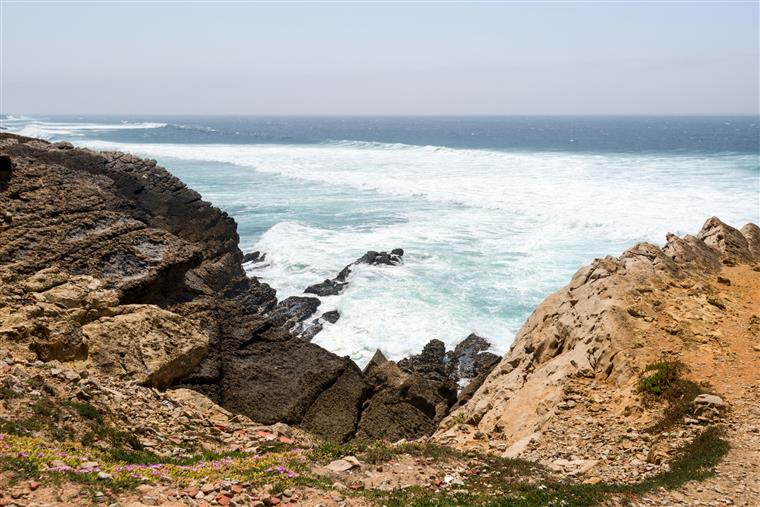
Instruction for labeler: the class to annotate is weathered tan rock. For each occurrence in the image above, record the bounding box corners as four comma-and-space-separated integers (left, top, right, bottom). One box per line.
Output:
168, 387, 235, 423
83, 305, 208, 388
435, 217, 760, 455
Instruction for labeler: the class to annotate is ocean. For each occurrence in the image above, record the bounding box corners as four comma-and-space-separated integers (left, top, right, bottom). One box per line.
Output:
3, 115, 759, 366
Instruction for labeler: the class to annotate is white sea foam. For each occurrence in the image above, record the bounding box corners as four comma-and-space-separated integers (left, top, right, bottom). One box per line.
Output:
4, 121, 166, 140
8, 131, 759, 366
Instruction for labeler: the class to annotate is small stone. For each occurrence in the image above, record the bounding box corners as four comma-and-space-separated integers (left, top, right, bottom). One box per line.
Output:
216, 494, 231, 506
97, 472, 113, 480
325, 457, 360, 473
28, 480, 40, 491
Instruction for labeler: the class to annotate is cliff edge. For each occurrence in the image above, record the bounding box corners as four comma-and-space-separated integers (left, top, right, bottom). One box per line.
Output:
435, 216, 760, 494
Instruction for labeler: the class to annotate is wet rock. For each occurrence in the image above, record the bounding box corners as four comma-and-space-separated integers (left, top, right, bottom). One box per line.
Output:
266, 296, 321, 331
304, 279, 348, 297
452, 334, 500, 379
322, 310, 340, 324
242, 251, 266, 263
356, 250, 404, 266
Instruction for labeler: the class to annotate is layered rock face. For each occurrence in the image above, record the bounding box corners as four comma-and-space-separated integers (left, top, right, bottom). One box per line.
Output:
0, 134, 364, 438
435, 217, 760, 466
0, 134, 487, 443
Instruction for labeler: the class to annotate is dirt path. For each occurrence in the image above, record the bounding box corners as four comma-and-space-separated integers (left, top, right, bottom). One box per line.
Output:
635, 264, 760, 506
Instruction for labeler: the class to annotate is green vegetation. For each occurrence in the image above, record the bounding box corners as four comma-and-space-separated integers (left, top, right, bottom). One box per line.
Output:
360, 427, 728, 506
638, 361, 682, 395
638, 361, 711, 432
0, 391, 729, 506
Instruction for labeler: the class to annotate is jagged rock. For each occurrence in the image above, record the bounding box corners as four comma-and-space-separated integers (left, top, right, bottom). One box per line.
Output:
221, 338, 364, 426
356, 250, 403, 266
0, 135, 373, 440
322, 310, 340, 324
435, 217, 760, 453
242, 251, 266, 264
304, 249, 404, 297
304, 278, 348, 296
301, 364, 368, 442
398, 339, 452, 380
452, 334, 500, 379
356, 346, 458, 441
266, 296, 321, 332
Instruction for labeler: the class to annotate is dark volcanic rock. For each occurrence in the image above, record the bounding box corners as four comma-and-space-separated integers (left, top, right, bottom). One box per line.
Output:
0, 155, 12, 190
304, 278, 348, 296
356, 350, 457, 441
322, 310, 341, 324
222, 338, 364, 425
301, 363, 368, 442
356, 249, 403, 266
266, 296, 321, 331
308, 248, 404, 292
453, 333, 501, 379
398, 339, 454, 381
242, 251, 266, 264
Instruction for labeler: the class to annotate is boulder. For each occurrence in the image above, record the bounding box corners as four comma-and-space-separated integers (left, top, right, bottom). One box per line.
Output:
242, 251, 266, 264
301, 364, 368, 442
304, 279, 348, 296
322, 310, 340, 324
693, 394, 726, 421
83, 305, 209, 388
220, 338, 364, 427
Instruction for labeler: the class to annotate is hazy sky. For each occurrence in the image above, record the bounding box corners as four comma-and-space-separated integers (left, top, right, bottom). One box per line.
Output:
1, 1, 758, 115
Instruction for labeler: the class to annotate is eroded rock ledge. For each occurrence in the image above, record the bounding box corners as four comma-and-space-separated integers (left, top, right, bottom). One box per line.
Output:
0, 134, 490, 443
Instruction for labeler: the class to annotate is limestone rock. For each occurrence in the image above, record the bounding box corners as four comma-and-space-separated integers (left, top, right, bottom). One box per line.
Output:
693, 394, 726, 421
83, 305, 208, 388
435, 217, 759, 452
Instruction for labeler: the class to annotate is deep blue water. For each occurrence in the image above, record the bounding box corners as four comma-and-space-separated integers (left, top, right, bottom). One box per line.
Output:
7, 115, 759, 153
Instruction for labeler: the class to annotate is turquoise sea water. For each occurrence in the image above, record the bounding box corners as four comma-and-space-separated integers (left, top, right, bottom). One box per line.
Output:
3, 115, 759, 365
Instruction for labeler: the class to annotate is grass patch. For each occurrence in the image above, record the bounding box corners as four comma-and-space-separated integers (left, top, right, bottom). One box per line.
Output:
638, 361, 682, 395
637, 361, 711, 432
361, 427, 728, 506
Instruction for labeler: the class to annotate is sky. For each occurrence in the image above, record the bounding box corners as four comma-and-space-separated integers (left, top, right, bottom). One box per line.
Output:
1, 1, 758, 116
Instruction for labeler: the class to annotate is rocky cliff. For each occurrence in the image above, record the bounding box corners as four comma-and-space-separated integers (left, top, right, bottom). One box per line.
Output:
1, 134, 758, 505
435, 216, 760, 488
0, 133, 484, 444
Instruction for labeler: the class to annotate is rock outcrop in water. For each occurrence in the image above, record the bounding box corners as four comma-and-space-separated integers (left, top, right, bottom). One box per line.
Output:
304, 248, 404, 297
